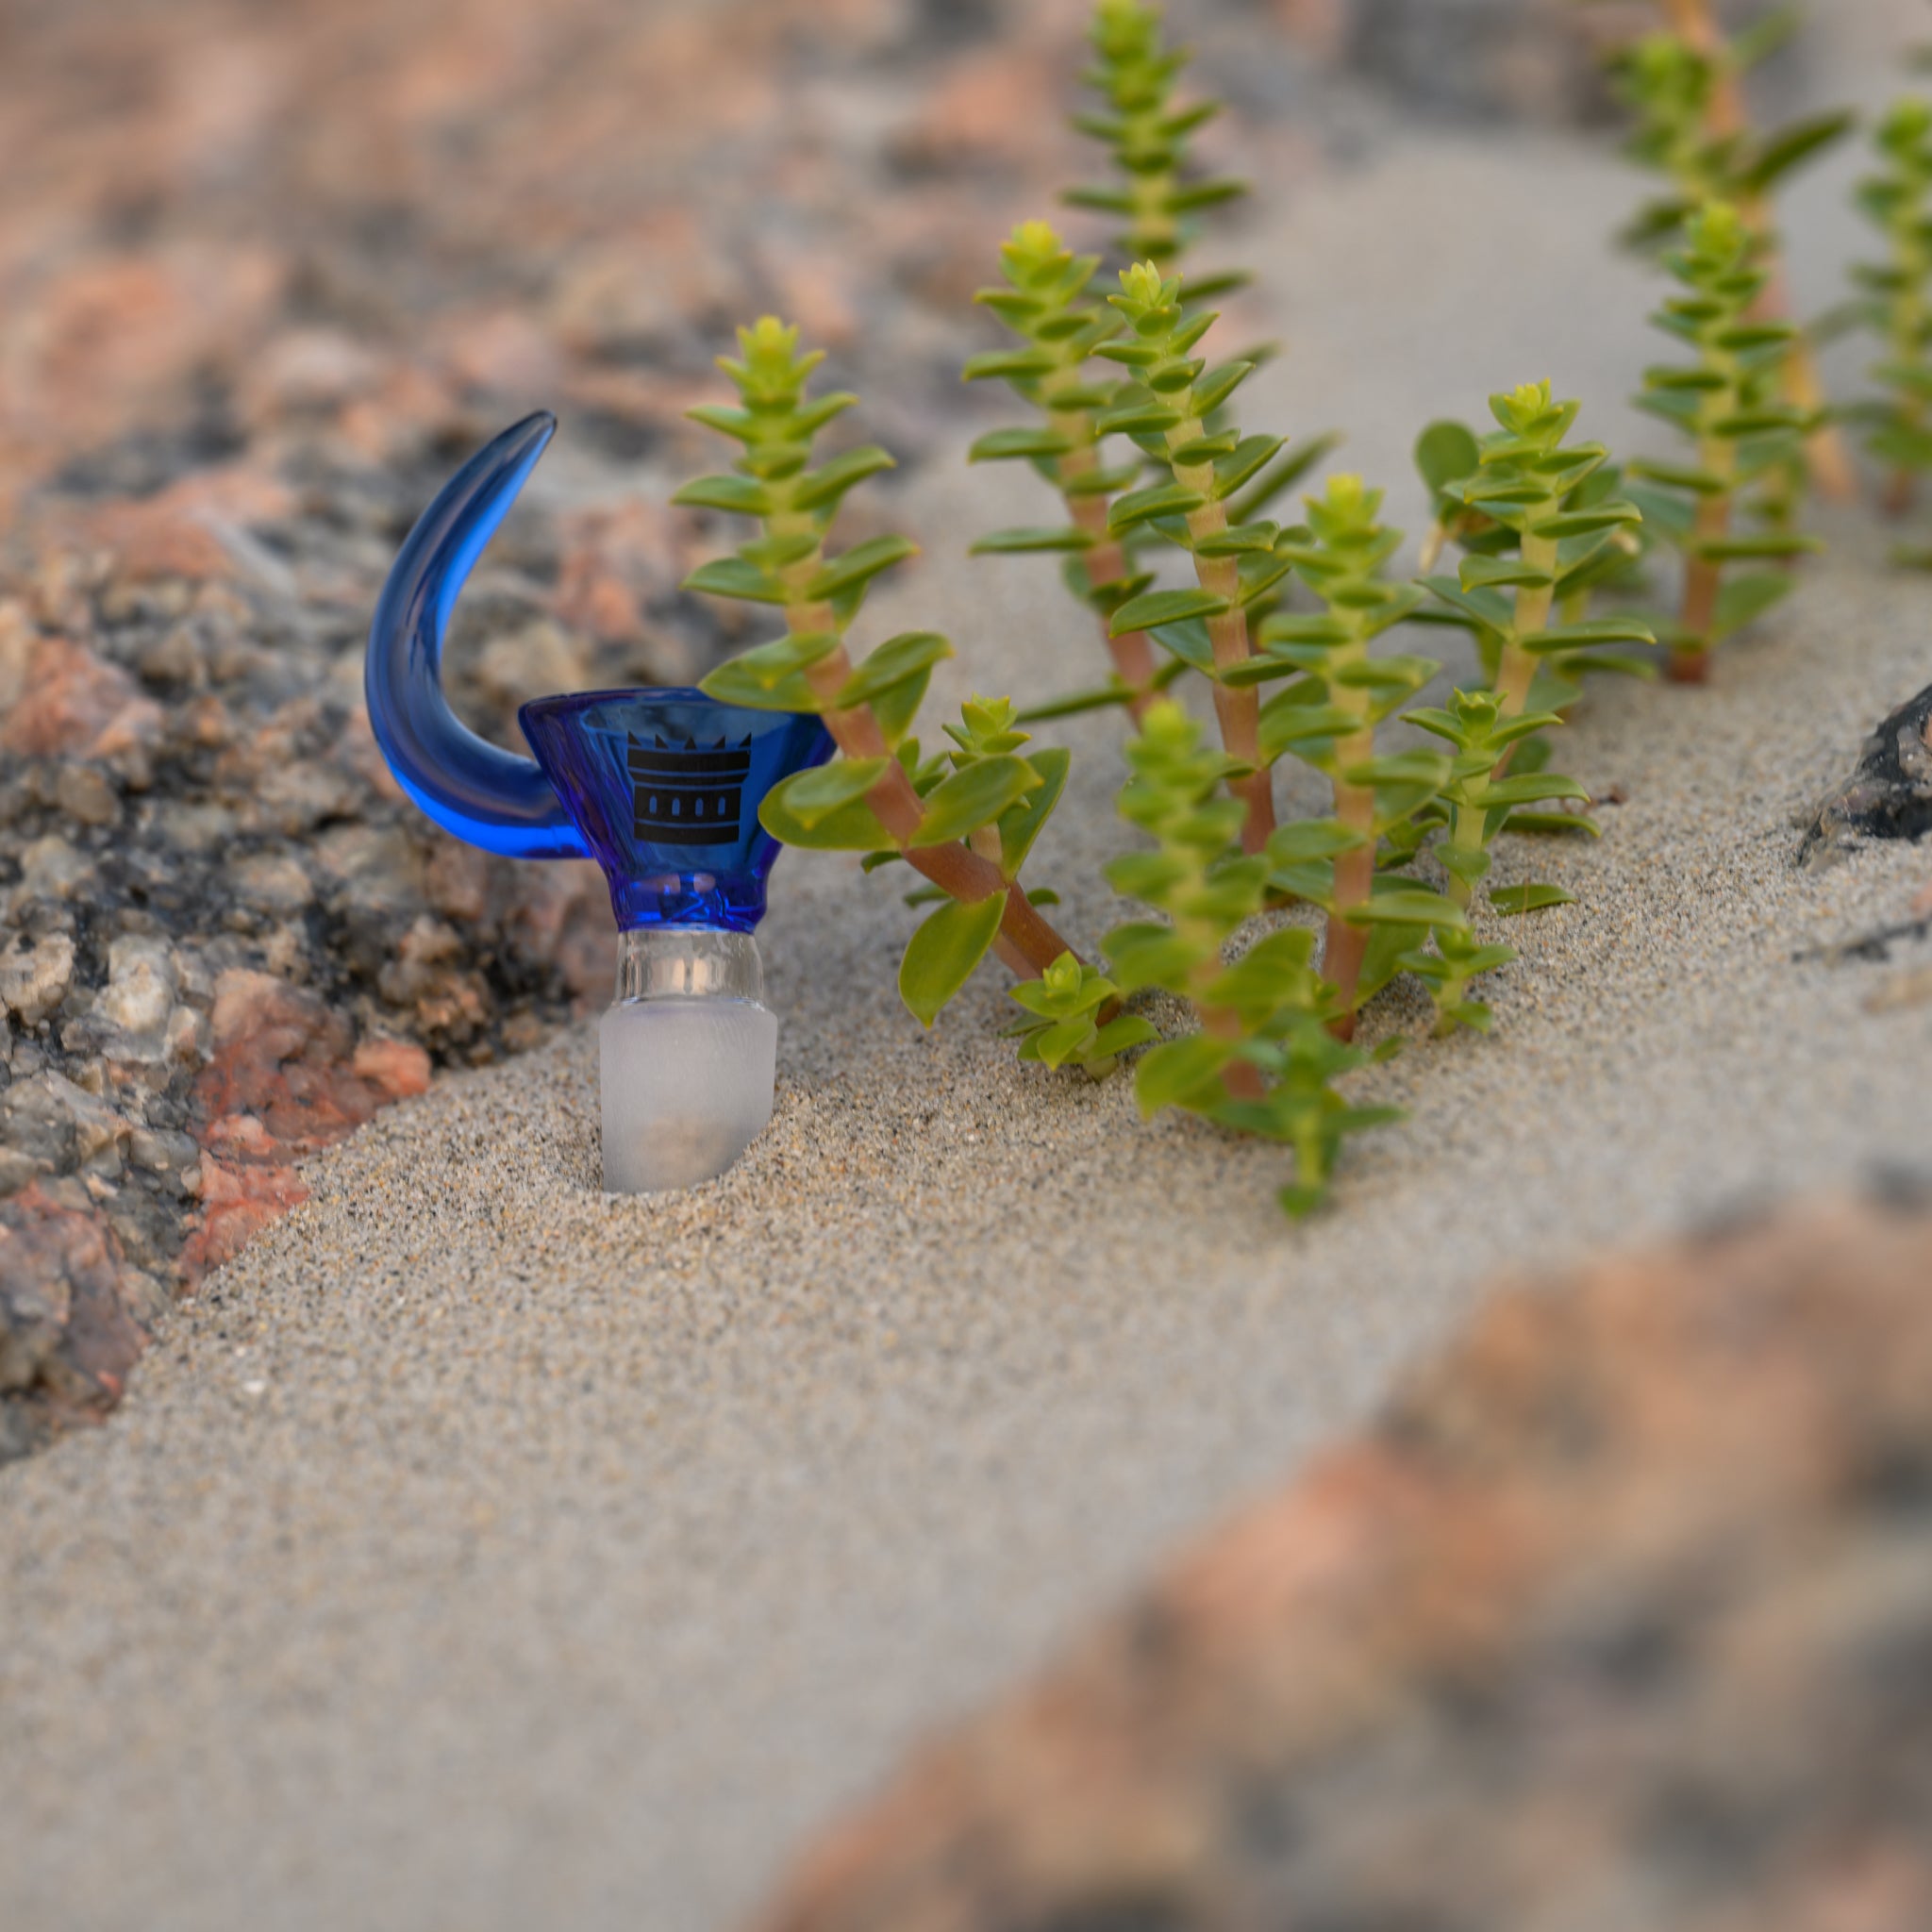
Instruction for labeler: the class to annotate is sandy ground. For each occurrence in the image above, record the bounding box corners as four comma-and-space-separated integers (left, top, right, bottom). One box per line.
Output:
7, 22, 1932, 1932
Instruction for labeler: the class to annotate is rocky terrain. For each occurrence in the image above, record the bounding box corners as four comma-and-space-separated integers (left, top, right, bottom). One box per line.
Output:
0, 0, 1351, 1456
752, 1191, 1932, 1932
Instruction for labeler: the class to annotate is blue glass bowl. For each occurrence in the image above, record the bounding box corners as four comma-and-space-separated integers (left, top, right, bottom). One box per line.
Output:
365, 410, 833, 934
521, 690, 830, 933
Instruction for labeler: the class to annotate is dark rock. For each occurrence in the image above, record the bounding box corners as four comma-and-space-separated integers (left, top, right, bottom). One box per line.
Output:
751, 1195, 1932, 1932
1802, 679, 1932, 868
0, 1182, 159, 1458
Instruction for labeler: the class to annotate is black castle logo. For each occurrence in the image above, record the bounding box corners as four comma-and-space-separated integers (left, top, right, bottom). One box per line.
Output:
628, 734, 753, 848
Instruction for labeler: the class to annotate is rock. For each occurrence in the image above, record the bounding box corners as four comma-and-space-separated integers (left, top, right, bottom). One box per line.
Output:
1802, 678, 1932, 868
0, 1181, 159, 1457
0, 636, 145, 757
0, 1071, 134, 1188
230, 852, 316, 913
0, 929, 75, 1026
127, 1125, 201, 1176
177, 1155, 309, 1283
349, 1036, 433, 1104
8, 834, 93, 908
98, 937, 177, 1037
194, 968, 421, 1157
51, 759, 119, 826
751, 1193, 1932, 1932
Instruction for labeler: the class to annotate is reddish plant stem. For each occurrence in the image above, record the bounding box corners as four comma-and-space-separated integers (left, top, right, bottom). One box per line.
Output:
1204, 1005, 1265, 1101
801, 642, 1080, 980
1059, 444, 1158, 723
1195, 554, 1274, 857
1674, 475, 1731, 684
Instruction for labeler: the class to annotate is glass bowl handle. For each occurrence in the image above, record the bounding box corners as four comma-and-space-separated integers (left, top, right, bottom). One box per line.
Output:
365, 410, 590, 859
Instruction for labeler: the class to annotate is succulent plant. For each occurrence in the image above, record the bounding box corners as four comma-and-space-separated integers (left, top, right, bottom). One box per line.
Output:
1846, 98, 1932, 525
1594, 0, 1857, 504
1626, 205, 1820, 681
1104, 702, 1398, 1218
682, 318, 1092, 1035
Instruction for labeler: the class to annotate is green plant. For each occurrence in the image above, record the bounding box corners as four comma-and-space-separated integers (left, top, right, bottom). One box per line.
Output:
1005, 953, 1157, 1075
1099, 261, 1300, 854
1595, 0, 1856, 502
1406, 386, 1649, 939
1246, 475, 1462, 1026
1103, 702, 1398, 1217
681, 318, 1092, 1033
964, 221, 1165, 720
1626, 203, 1820, 682
1847, 98, 1932, 522
1066, 0, 1247, 297
965, 1, 1317, 730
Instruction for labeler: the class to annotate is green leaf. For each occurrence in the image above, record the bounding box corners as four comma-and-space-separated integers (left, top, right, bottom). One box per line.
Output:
968, 426, 1076, 463
1211, 435, 1285, 501
1111, 587, 1230, 635
838, 631, 954, 708
1482, 774, 1590, 808
1147, 616, 1218, 675
758, 783, 892, 852
699, 631, 841, 711
1346, 888, 1469, 931
1415, 420, 1481, 499
1528, 504, 1643, 541
1108, 481, 1208, 533
1135, 1036, 1234, 1115
1095, 396, 1184, 436
1690, 534, 1822, 563
1191, 361, 1255, 417
961, 347, 1057, 383
1504, 809, 1601, 839
1712, 572, 1793, 641
1461, 556, 1553, 591
1739, 109, 1854, 194
808, 534, 919, 603
1257, 702, 1359, 759
682, 557, 788, 605
910, 755, 1041, 847
1519, 617, 1659, 654
998, 747, 1070, 879
1015, 680, 1141, 723
793, 446, 897, 513
1091, 1014, 1160, 1060
971, 525, 1095, 555
1488, 884, 1576, 916
1267, 821, 1369, 865
671, 474, 773, 516
770, 758, 889, 828
1229, 433, 1342, 523
899, 893, 1008, 1026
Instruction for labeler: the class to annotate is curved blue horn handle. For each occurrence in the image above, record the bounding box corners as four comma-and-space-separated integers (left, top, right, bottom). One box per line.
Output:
365, 410, 590, 858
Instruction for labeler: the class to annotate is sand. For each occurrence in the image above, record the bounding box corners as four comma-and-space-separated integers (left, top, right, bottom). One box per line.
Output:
7, 25, 1932, 1932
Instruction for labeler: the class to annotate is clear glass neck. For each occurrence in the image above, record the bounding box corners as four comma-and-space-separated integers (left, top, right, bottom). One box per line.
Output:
613, 927, 765, 1005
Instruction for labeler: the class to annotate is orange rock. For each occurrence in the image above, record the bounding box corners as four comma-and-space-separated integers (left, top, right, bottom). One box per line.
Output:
178, 1158, 310, 1283
0, 636, 153, 758
350, 1037, 432, 1104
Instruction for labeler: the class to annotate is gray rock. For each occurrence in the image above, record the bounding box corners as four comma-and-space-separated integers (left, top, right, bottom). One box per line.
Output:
0, 930, 75, 1027
53, 761, 119, 826
0, 1072, 129, 1174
